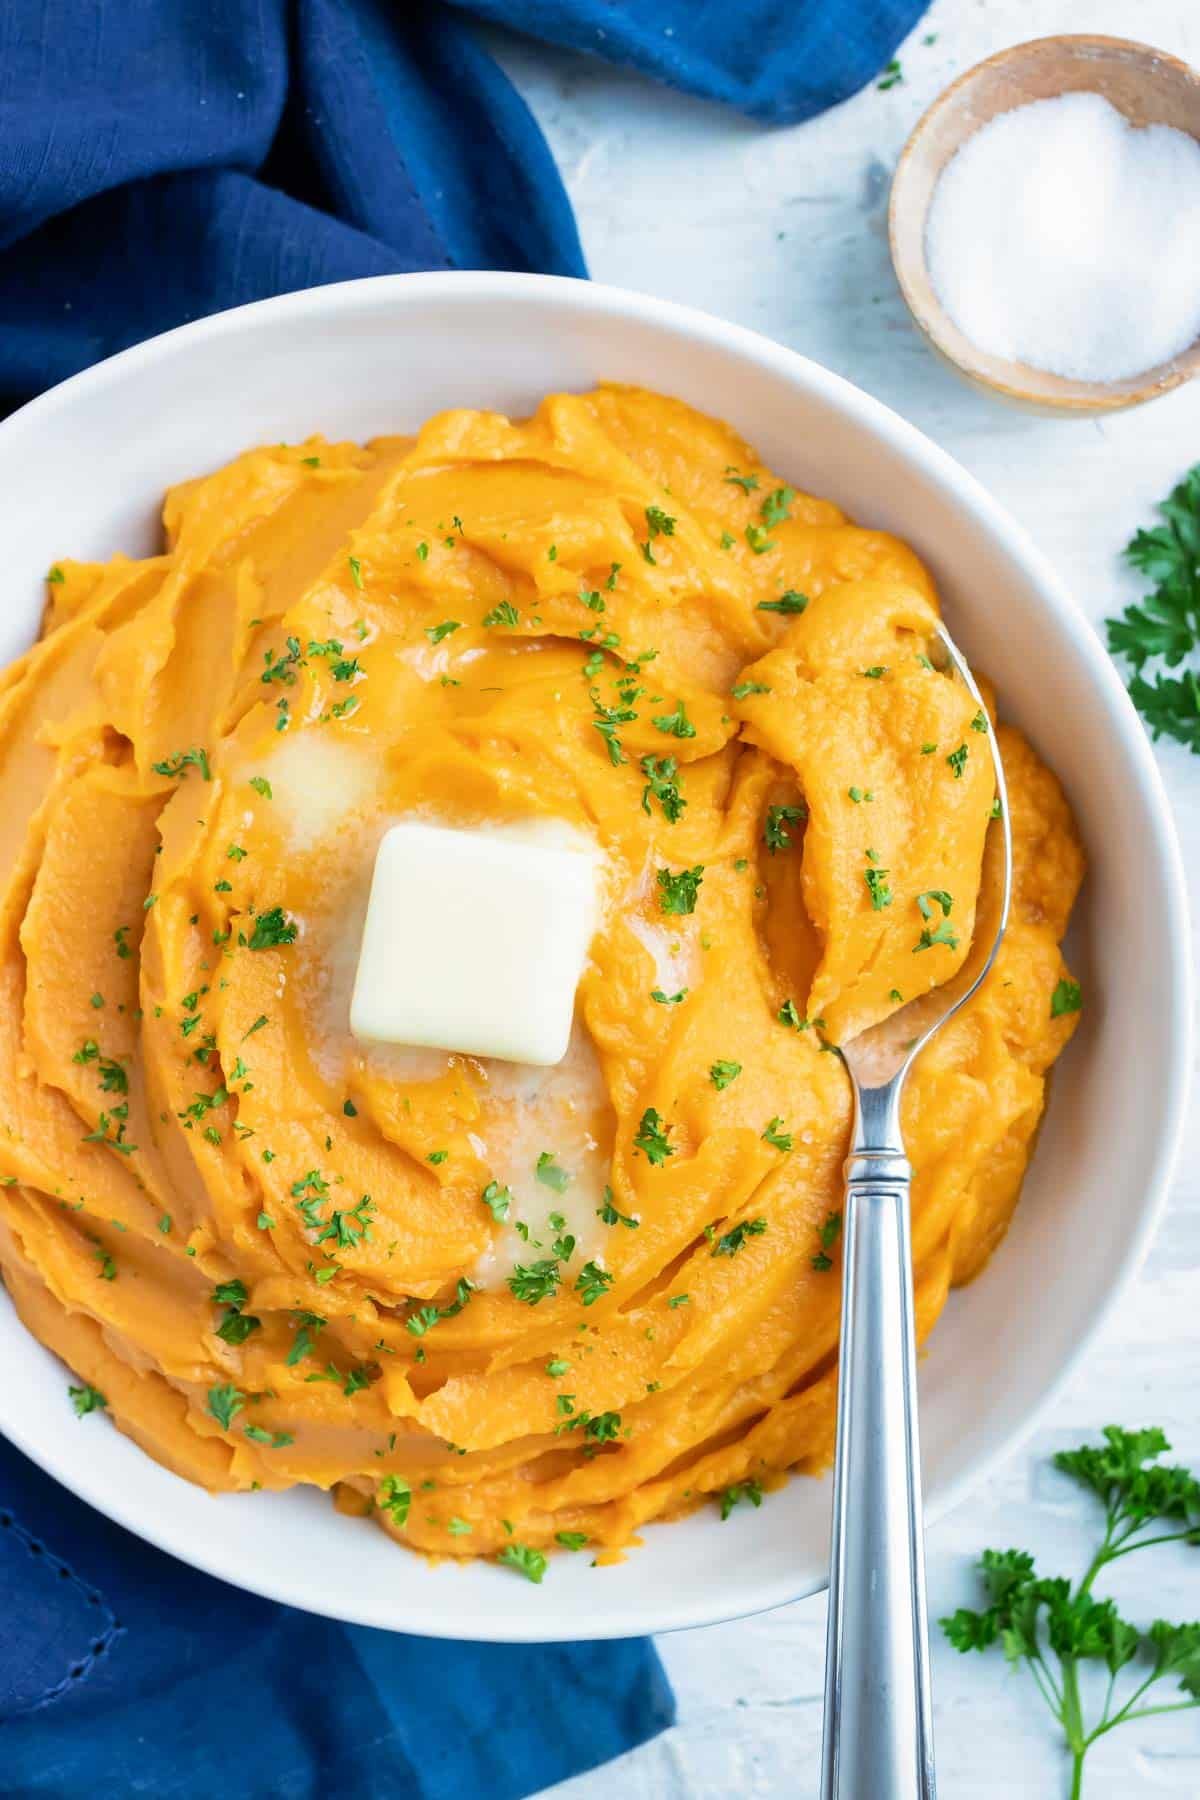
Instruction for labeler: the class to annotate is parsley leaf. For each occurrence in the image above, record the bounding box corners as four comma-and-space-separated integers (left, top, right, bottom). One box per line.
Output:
640, 753, 686, 822
652, 699, 695, 739
1106, 467, 1200, 735
656, 865, 703, 915
719, 1478, 764, 1520
1052, 978, 1083, 1017
942, 1427, 1200, 1797
246, 906, 297, 951
757, 590, 808, 615
763, 802, 806, 853
633, 1107, 673, 1166
68, 1382, 107, 1417
711, 1217, 767, 1257
207, 1384, 245, 1429
709, 1059, 742, 1090
498, 1543, 547, 1583
152, 746, 210, 782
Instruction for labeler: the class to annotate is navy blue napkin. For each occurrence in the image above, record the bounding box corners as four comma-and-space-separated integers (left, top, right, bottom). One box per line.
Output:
0, 0, 926, 1791
0, 1435, 673, 1797
0, 0, 926, 410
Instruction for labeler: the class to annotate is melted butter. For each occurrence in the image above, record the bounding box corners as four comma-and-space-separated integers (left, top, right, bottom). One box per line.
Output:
470, 1026, 612, 1291
625, 911, 697, 995
277, 745, 615, 1275
262, 729, 383, 853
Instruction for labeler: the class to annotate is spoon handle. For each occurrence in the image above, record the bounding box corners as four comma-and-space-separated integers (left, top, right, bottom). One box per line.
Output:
820, 1087, 937, 1800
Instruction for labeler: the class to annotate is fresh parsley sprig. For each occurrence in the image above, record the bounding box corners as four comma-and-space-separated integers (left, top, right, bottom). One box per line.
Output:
942, 1427, 1200, 1799
1107, 465, 1200, 751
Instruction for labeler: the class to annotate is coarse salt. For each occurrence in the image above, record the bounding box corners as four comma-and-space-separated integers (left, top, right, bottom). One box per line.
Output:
925, 91, 1200, 383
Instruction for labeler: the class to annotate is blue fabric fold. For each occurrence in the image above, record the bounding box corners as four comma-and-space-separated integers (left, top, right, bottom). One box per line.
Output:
0, 0, 926, 408
0, 1436, 674, 1797
0, 0, 927, 1790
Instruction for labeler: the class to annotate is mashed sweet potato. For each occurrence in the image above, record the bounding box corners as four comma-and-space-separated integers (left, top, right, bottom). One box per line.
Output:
0, 386, 1083, 1573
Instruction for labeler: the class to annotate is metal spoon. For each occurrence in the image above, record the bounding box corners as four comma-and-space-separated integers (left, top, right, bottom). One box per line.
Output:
819, 625, 1013, 1800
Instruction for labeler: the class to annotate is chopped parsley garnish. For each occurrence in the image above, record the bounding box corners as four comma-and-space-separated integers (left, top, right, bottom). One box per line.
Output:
556, 1531, 589, 1551
114, 925, 131, 958
759, 485, 795, 528
261, 636, 302, 685
711, 1217, 767, 1257
946, 743, 969, 779
69, 1383, 107, 1416
861, 666, 888, 680
405, 1277, 475, 1335
426, 619, 461, 644
249, 775, 272, 798
348, 555, 364, 589
482, 600, 519, 629
598, 1188, 638, 1228
652, 699, 696, 739
811, 1210, 843, 1272
848, 787, 872, 804
757, 590, 808, 614
865, 864, 893, 910
1051, 978, 1083, 1017
640, 753, 686, 822
584, 1411, 622, 1443
917, 889, 953, 919
315, 1193, 374, 1249
633, 1107, 674, 1166
82, 1103, 136, 1156
207, 1384, 245, 1429
378, 1474, 411, 1528
152, 746, 211, 782
536, 1152, 571, 1193
286, 1311, 325, 1365
762, 1117, 792, 1151
497, 1543, 547, 1583
778, 998, 802, 1029
763, 802, 805, 853
656, 864, 703, 915
482, 1181, 512, 1222
246, 906, 297, 950
589, 682, 640, 766
651, 987, 687, 1006
724, 468, 760, 493
244, 1425, 294, 1448
914, 920, 959, 953
575, 1261, 613, 1306
645, 504, 676, 541
508, 1260, 563, 1306
709, 1060, 742, 1090
744, 524, 775, 555
719, 1478, 764, 1520
971, 710, 989, 732
732, 680, 771, 698
877, 57, 903, 89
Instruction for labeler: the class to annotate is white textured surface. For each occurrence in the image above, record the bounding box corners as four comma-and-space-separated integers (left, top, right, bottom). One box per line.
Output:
492, 3, 1200, 1794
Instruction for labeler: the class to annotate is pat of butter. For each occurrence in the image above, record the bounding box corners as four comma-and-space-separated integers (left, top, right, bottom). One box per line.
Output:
349, 821, 598, 1065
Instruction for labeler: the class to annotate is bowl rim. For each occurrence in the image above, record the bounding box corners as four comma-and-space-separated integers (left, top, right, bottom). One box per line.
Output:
0, 269, 1191, 1640
888, 33, 1200, 413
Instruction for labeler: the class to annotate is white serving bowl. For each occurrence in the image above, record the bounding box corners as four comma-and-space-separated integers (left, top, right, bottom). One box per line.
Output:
0, 274, 1189, 1641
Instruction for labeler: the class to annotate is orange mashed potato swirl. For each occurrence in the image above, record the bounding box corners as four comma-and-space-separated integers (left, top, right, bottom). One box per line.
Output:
0, 386, 1083, 1573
